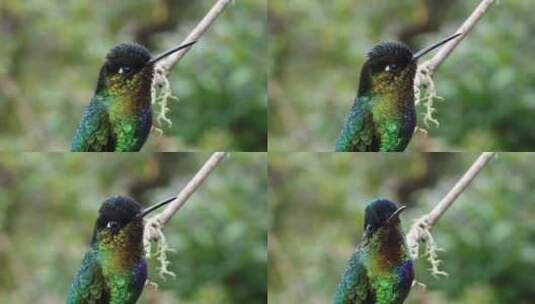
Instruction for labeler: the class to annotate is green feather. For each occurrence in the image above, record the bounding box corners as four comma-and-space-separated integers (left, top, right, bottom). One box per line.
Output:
71, 97, 113, 152
336, 93, 410, 152
67, 249, 107, 303
334, 249, 371, 304
336, 95, 376, 152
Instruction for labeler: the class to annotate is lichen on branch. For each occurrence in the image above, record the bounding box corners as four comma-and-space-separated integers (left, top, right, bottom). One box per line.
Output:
150, 0, 233, 133
412, 0, 497, 134
150, 66, 177, 133
142, 152, 228, 282
406, 152, 496, 278
414, 62, 443, 130
143, 217, 176, 280
407, 215, 448, 278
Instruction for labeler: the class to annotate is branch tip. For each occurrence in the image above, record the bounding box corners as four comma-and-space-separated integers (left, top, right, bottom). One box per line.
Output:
142, 152, 227, 282
406, 152, 496, 278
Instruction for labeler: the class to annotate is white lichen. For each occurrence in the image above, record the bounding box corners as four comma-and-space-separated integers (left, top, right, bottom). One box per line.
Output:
412, 279, 427, 289
408, 215, 449, 278
143, 217, 177, 280
151, 66, 178, 133
144, 279, 159, 290
414, 126, 428, 135
414, 63, 444, 131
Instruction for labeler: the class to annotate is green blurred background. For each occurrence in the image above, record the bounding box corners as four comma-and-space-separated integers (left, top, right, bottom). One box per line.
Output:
0, 152, 267, 303
269, 0, 535, 151
269, 153, 535, 303
0, 0, 267, 151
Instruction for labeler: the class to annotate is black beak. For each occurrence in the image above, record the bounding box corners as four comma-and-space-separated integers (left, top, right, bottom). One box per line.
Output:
386, 206, 407, 223
137, 196, 176, 218
412, 33, 462, 62
146, 41, 197, 66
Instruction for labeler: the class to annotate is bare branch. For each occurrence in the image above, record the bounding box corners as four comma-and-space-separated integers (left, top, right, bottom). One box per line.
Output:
423, 0, 496, 75
143, 152, 226, 239
406, 152, 496, 276
157, 152, 227, 226
157, 0, 232, 76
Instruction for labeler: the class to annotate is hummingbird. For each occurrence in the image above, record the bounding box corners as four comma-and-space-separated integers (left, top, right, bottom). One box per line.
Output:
335, 33, 462, 152
66, 195, 175, 303
70, 40, 196, 152
334, 199, 414, 304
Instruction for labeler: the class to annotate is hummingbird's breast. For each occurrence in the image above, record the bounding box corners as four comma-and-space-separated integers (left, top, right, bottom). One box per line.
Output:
367, 225, 414, 303
98, 226, 147, 303
369, 89, 415, 151
107, 96, 152, 151
370, 69, 416, 119
102, 258, 147, 304
377, 225, 410, 267
369, 262, 413, 304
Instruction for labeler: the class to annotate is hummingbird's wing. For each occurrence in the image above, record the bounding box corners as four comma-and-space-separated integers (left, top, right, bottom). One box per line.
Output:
394, 259, 415, 303
335, 95, 379, 152
334, 249, 373, 304
128, 258, 148, 303
70, 97, 115, 152
67, 249, 110, 304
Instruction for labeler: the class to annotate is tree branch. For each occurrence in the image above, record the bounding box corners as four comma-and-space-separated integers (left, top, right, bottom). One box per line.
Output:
414, 0, 496, 128
157, 0, 232, 76
150, 0, 232, 128
142, 152, 226, 238
406, 152, 496, 277
422, 0, 496, 75
156, 152, 227, 226
143, 152, 227, 279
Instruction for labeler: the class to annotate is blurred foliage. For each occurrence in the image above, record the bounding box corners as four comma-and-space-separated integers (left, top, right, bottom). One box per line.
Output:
0, 0, 267, 151
268, 153, 535, 303
269, 0, 535, 151
0, 152, 267, 303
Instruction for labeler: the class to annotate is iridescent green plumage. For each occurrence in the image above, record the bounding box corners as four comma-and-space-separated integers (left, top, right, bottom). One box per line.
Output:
71, 43, 154, 152
67, 196, 175, 304
336, 33, 462, 152
335, 91, 415, 152
334, 199, 414, 304
336, 42, 416, 152
67, 249, 107, 302
71, 41, 196, 152
67, 247, 146, 304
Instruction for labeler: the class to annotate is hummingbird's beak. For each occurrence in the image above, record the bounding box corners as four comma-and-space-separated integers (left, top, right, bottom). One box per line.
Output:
386, 206, 407, 223
146, 41, 198, 66
138, 196, 176, 218
411, 33, 462, 62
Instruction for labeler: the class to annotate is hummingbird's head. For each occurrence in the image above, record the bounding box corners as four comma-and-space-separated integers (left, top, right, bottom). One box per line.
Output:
363, 198, 406, 239
95, 41, 197, 99
358, 42, 415, 96
358, 33, 462, 96
91, 195, 175, 251
95, 43, 153, 98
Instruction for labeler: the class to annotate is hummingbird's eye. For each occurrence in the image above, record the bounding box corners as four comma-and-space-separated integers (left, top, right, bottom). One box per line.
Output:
366, 225, 374, 233
118, 66, 133, 75
385, 64, 399, 72
106, 221, 120, 230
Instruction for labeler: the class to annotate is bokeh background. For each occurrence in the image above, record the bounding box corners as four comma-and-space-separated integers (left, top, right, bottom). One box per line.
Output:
269, 0, 535, 151
0, 0, 267, 151
269, 153, 535, 303
0, 152, 267, 303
